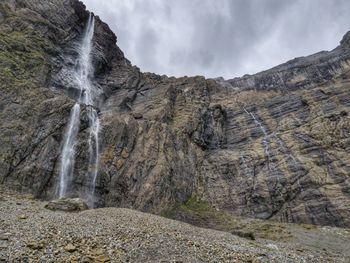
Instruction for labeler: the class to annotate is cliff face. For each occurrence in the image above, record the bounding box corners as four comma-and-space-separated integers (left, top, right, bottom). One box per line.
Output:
1, 0, 350, 228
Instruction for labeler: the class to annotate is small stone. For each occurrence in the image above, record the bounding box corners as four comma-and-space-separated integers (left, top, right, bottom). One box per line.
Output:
64, 244, 77, 253
27, 195, 35, 200
81, 256, 93, 263
27, 241, 44, 250
187, 240, 194, 246
121, 148, 129, 158
132, 112, 143, 119
231, 230, 255, 240
116, 159, 125, 169
266, 243, 279, 250
0, 233, 11, 240
92, 248, 104, 255
0, 240, 8, 249
18, 214, 28, 219
95, 255, 110, 262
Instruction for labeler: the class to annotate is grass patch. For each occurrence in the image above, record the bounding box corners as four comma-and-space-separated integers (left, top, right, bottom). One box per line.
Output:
162, 197, 293, 241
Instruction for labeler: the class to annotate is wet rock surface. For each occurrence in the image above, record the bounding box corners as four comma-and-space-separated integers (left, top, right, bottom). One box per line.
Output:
0, 0, 350, 230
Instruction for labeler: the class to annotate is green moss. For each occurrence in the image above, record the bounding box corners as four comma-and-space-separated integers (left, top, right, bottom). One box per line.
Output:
0, 25, 50, 91
162, 197, 294, 241
163, 197, 229, 221
0, 3, 54, 87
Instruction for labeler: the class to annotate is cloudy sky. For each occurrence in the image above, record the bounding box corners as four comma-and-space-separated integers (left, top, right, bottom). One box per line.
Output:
84, 0, 350, 79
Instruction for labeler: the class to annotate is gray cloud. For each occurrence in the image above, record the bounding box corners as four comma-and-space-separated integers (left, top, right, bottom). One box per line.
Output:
84, 0, 350, 78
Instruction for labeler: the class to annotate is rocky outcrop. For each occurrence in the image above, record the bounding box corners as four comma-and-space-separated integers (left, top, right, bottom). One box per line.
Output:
0, 0, 350, 228
45, 198, 89, 212
226, 31, 350, 91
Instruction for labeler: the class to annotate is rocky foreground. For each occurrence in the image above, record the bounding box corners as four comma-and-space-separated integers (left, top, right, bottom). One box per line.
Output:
0, 187, 349, 262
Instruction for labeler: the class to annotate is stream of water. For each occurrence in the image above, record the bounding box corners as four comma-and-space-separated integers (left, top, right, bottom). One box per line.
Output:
243, 107, 273, 169
58, 14, 100, 206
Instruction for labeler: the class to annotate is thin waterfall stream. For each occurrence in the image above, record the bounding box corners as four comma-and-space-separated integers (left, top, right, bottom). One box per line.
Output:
58, 14, 100, 206
243, 107, 273, 169
58, 103, 80, 198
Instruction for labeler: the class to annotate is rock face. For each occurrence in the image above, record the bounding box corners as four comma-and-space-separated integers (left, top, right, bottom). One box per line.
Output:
0, 0, 350, 228
226, 31, 350, 91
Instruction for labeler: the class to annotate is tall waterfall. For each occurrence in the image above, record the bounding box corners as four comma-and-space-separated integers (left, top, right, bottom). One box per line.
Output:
58, 14, 100, 206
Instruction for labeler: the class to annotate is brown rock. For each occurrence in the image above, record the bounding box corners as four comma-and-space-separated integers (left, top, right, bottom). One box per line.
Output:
64, 244, 77, 253
45, 198, 89, 212
95, 255, 111, 262
132, 112, 143, 119
27, 241, 44, 250
18, 215, 28, 220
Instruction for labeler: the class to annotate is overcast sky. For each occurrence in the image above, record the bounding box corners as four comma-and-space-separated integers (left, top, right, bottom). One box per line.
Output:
84, 0, 350, 79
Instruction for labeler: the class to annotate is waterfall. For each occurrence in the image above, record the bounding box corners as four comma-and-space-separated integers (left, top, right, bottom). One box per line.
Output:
88, 108, 100, 200
58, 14, 100, 206
243, 107, 273, 169
58, 103, 80, 198
243, 107, 285, 201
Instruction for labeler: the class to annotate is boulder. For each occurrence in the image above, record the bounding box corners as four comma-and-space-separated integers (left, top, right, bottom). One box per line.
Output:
45, 198, 89, 212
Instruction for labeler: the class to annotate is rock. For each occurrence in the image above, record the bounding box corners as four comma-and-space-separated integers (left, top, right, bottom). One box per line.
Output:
226, 40, 350, 91
266, 244, 279, 250
0, 240, 8, 249
121, 148, 129, 158
95, 255, 111, 262
18, 214, 28, 220
81, 256, 94, 263
231, 230, 255, 240
45, 198, 89, 212
91, 248, 104, 255
0, 233, 11, 240
64, 244, 77, 253
340, 30, 350, 48
132, 112, 143, 119
27, 241, 44, 250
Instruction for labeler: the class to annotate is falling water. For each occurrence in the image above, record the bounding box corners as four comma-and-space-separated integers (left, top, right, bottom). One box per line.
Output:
243, 107, 273, 169
88, 108, 100, 199
58, 14, 100, 205
243, 107, 285, 200
58, 103, 80, 198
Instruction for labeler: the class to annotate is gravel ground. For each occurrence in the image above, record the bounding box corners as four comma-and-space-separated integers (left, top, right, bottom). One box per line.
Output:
0, 188, 349, 262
